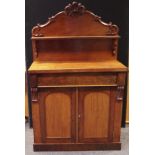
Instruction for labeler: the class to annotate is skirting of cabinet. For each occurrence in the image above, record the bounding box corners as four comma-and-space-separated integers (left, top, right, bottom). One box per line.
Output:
33, 143, 121, 151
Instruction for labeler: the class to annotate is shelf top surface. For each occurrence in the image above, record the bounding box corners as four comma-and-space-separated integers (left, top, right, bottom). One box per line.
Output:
31, 36, 120, 40
28, 60, 128, 74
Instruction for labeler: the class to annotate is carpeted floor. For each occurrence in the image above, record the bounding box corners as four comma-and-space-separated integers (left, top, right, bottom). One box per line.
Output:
25, 123, 129, 155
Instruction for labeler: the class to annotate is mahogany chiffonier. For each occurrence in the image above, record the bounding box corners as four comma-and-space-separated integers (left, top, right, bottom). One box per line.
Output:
28, 2, 128, 151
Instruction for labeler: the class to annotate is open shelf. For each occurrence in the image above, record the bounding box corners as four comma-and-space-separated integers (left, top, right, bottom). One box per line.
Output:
31, 35, 120, 40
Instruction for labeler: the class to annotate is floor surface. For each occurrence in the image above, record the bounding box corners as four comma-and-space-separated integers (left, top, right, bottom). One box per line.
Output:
25, 123, 129, 155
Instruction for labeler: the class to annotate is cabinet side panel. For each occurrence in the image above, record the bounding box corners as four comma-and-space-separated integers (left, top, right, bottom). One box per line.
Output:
30, 75, 41, 143
113, 100, 123, 142
32, 103, 42, 143
113, 74, 126, 141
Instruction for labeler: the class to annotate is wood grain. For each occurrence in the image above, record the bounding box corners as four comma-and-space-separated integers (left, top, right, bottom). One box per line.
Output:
78, 87, 113, 143
32, 36, 120, 40
39, 88, 76, 143
28, 60, 127, 73
45, 93, 71, 138
35, 39, 116, 61
83, 92, 110, 138
28, 1, 128, 151
38, 73, 117, 86
126, 79, 129, 123
31, 102, 41, 143
33, 143, 121, 151
25, 78, 29, 117
29, 75, 41, 143
32, 6, 118, 37
113, 86, 124, 142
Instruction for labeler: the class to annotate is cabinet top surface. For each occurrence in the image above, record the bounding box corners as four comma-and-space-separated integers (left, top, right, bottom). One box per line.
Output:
28, 60, 127, 74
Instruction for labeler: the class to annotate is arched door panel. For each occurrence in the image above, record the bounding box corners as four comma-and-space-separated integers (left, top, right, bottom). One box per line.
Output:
78, 87, 115, 143
39, 88, 76, 143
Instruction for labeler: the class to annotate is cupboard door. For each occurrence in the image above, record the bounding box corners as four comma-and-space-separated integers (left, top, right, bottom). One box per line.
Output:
39, 88, 76, 143
78, 87, 115, 143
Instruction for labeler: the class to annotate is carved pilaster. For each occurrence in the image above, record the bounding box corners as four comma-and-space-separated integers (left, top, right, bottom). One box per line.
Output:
29, 75, 37, 87
32, 40, 37, 59
117, 86, 124, 101
31, 87, 38, 102
112, 39, 118, 55
29, 75, 38, 102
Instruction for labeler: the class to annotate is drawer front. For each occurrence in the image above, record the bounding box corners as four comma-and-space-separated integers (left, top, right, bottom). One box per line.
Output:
38, 73, 117, 87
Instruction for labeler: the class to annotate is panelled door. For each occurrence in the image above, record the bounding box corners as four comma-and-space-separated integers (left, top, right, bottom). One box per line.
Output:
38, 86, 116, 143
38, 87, 76, 143
78, 87, 116, 143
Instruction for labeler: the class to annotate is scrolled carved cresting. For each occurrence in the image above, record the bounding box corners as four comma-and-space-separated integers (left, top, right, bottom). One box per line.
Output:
32, 24, 44, 37
65, 1, 85, 16
32, 1, 119, 37
93, 18, 119, 35
107, 22, 119, 35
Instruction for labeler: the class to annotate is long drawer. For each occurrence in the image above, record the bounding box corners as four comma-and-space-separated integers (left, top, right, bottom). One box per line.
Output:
37, 73, 117, 87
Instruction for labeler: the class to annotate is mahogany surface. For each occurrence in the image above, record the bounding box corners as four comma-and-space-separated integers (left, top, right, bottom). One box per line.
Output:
28, 1, 127, 151
29, 60, 127, 73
